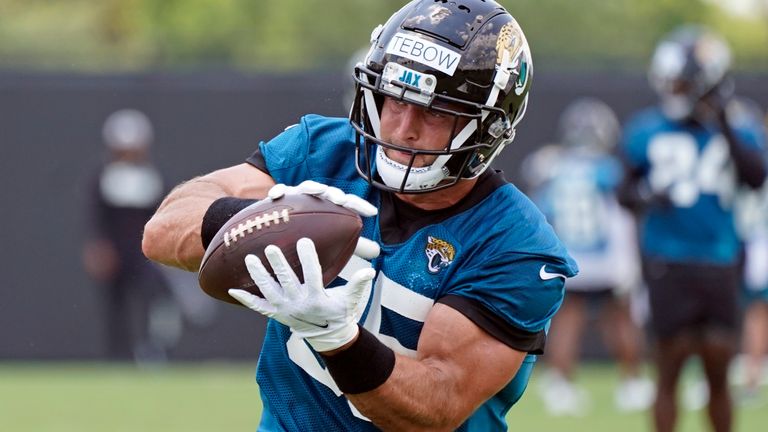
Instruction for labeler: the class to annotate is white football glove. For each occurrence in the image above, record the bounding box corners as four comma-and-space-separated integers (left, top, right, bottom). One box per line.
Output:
269, 180, 380, 260
229, 238, 375, 352
268, 180, 377, 217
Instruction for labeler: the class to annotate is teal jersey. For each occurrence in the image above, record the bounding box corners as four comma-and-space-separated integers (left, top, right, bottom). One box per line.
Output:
249, 115, 577, 431
528, 150, 640, 292
622, 107, 766, 265
532, 151, 623, 253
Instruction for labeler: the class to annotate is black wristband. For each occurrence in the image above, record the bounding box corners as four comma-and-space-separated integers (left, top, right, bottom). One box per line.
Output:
201, 197, 258, 249
321, 326, 396, 394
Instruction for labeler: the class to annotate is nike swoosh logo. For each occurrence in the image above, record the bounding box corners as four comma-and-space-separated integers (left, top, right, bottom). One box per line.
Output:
539, 265, 567, 281
289, 315, 329, 329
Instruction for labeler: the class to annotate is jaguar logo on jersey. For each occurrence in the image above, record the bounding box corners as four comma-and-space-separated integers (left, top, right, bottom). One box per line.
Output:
425, 236, 455, 274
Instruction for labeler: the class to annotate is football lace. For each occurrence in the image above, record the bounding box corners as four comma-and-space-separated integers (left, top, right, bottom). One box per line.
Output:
223, 209, 291, 247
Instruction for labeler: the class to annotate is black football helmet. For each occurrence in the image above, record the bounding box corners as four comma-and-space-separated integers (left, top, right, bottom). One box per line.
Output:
350, 0, 533, 193
557, 97, 620, 154
102, 109, 154, 151
648, 25, 732, 121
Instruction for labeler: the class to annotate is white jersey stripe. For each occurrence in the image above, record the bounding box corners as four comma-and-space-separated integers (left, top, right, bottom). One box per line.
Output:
379, 272, 434, 322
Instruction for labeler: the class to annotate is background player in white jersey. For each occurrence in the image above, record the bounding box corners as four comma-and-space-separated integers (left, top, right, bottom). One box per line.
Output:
141, 1, 577, 430
618, 26, 767, 432
736, 182, 768, 402
523, 98, 652, 415
731, 99, 768, 402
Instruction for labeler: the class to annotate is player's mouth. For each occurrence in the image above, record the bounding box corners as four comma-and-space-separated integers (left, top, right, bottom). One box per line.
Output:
385, 148, 435, 168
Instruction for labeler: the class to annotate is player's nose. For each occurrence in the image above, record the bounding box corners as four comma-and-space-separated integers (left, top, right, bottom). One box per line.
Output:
392, 104, 423, 144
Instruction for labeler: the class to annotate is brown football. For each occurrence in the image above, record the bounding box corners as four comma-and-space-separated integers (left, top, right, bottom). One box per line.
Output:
198, 194, 363, 305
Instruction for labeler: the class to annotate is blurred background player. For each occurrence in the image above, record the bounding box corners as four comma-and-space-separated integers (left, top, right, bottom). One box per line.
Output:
617, 26, 767, 432
522, 97, 653, 415
82, 108, 180, 363
731, 98, 768, 403
735, 180, 768, 404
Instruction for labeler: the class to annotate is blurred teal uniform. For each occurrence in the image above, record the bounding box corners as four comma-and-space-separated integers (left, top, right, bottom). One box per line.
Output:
533, 153, 622, 252
621, 106, 766, 338
529, 150, 640, 293
246, 115, 577, 431
623, 107, 765, 265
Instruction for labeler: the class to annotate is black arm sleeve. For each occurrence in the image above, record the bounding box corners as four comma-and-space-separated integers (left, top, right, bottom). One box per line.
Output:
615, 158, 671, 213
719, 111, 767, 189
200, 197, 259, 249
616, 165, 646, 213
200, 149, 269, 249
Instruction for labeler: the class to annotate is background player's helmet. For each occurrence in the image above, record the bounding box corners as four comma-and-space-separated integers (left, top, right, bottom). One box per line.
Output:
350, 0, 532, 193
557, 97, 620, 154
648, 25, 732, 121
102, 108, 154, 151
520, 144, 562, 190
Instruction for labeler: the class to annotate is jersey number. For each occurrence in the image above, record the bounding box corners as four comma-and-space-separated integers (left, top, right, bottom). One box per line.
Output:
647, 133, 735, 208
550, 176, 608, 249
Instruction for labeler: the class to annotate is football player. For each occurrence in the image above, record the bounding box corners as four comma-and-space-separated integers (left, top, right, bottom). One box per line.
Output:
524, 98, 653, 415
731, 98, 768, 402
142, 1, 577, 430
82, 109, 174, 363
736, 182, 768, 402
618, 26, 767, 432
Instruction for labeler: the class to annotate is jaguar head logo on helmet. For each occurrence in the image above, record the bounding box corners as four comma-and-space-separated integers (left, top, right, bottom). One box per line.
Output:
349, 0, 533, 194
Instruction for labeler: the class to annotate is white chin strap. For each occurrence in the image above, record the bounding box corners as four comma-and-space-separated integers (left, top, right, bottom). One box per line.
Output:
376, 147, 450, 191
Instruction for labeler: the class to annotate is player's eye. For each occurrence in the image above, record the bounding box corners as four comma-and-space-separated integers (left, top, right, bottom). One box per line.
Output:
427, 110, 446, 119
388, 99, 408, 112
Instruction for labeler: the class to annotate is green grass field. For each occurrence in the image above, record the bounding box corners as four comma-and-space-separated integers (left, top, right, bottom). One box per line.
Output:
1, 361, 765, 431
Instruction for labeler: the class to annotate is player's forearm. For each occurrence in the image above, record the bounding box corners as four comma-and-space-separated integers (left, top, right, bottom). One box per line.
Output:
323, 306, 523, 430
143, 164, 276, 271
616, 167, 671, 212
142, 177, 228, 271
718, 112, 767, 188
346, 355, 473, 431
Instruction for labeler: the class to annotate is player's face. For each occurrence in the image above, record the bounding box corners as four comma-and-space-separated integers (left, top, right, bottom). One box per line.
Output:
379, 97, 469, 167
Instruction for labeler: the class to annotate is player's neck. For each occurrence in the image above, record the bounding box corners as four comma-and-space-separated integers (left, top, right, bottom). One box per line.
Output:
395, 178, 478, 211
